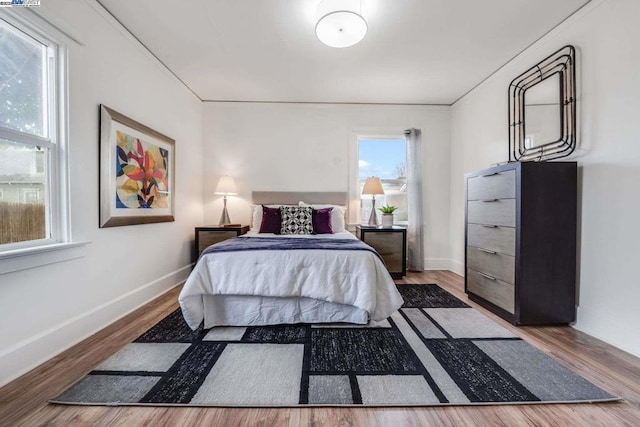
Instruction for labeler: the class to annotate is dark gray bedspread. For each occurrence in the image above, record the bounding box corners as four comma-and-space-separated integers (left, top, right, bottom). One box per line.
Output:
201, 236, 381, 260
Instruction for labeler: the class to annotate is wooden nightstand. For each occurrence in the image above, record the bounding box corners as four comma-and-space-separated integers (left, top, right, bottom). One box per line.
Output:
356, 225, 407, 279
194, 225, 250, 261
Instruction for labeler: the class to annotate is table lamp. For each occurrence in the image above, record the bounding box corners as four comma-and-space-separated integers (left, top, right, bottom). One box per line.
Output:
214, 175, 237, 225
361, 176, 384, 226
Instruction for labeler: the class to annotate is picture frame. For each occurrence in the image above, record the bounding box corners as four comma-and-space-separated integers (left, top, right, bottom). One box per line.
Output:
99, 105, 175, 227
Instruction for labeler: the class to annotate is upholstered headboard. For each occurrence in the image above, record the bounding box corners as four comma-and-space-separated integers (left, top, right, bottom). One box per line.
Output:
251, 191, 348, 206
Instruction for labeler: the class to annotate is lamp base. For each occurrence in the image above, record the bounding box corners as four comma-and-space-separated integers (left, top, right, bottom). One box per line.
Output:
368, 197, 378, 227
218, 196, 231, 226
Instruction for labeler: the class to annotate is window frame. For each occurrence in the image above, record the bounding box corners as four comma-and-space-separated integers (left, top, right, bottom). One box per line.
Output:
348, 131, 408, 228
0, 9, 78, 273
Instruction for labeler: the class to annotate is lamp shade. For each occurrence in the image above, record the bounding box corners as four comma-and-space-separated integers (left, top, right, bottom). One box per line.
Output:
316, 0, 367, 48
214, 175, 237, 195
361, 176, 384, 195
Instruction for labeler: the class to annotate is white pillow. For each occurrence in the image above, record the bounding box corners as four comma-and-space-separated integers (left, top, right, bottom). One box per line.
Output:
250, 204, 298, 231
250, 205, 262, 231
299, 203, 346, 233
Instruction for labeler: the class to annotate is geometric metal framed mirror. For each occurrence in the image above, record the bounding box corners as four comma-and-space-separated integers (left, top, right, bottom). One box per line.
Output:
509, 45, 576, 162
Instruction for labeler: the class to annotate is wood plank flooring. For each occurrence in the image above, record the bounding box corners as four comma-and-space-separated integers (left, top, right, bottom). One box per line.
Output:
1, 271, 639, 426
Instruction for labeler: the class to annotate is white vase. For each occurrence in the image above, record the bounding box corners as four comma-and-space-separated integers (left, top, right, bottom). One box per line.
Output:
381, 214, 393, 228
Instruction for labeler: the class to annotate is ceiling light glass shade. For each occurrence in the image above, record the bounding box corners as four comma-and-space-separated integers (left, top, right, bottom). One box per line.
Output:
316, 0, 367, 48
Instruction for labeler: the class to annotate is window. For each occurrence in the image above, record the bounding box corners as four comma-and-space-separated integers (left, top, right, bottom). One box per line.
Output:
358, 138, 407, 224
0, 14, 67, 251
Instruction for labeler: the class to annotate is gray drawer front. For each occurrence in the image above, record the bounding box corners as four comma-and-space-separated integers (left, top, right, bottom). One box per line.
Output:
467, 223, 515, 256
364, 231, 404, 273
467, 199, 516, 227
467, 170, 516, 201
198, 230, 237, 253
467, 268, 515, 313
467, 246, 515, 284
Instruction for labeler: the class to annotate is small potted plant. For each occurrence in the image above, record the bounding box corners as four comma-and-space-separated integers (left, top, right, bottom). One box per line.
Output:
378, 205, 397, 228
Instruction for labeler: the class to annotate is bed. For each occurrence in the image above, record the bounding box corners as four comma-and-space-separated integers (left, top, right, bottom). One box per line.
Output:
179, 191, 404, 329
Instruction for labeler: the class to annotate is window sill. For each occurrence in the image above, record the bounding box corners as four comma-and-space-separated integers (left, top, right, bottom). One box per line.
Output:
0, 241, 90, 275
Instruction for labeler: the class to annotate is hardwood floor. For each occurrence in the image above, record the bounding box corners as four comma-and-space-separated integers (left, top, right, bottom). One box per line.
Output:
1, 271, 639, 426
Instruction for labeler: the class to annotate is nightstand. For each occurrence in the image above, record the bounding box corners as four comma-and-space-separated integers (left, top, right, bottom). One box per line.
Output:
356, 225, 407, 279
194, 225, 250, 261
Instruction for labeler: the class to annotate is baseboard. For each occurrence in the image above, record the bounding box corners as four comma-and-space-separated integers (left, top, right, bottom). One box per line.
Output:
423, 258, 465, 276
423, 258, 451, 270
0, 265, 192, 388
573, 306, 640, 359
448, 259, 465, 276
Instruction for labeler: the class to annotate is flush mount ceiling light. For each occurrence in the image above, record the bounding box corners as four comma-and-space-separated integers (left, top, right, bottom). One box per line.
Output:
315, 0, 368, 48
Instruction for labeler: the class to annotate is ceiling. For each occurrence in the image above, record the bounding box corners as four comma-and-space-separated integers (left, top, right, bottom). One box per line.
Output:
98, 0, 590, 105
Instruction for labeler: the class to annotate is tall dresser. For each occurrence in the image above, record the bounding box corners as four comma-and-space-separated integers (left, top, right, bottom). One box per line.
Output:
465, 161, 577, 325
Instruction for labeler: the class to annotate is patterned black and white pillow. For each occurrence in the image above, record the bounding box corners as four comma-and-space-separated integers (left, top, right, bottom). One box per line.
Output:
280, 206, 314, 235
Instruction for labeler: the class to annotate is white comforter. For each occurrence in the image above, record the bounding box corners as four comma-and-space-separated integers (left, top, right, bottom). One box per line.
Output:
179, 231, 404, 329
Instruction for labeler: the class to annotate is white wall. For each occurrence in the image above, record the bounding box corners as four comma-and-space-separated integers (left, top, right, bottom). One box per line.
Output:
0, 0, 203, 386
203, 102, 452, 269
449, 0, 640, 356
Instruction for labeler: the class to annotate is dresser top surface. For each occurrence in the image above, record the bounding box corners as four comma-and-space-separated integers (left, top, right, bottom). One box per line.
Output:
465, 161, 577, 179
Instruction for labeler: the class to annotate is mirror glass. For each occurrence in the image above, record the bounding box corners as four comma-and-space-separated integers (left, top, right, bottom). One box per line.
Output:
524, 73, 561, 149
509, 45, 576, 162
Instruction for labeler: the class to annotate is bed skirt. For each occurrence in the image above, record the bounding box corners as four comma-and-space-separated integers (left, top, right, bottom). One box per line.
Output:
200, 295, 369, 328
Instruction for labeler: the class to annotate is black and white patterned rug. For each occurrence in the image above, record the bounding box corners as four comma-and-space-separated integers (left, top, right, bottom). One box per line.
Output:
51, 285, 617, 406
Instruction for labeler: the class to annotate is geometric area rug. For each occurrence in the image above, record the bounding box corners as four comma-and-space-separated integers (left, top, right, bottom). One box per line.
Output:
51, 284, 618, 407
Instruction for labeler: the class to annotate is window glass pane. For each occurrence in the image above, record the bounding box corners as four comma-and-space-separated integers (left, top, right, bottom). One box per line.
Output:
0, 20, 47, 137
358, 138, 407, 223
0, 139, 48, 245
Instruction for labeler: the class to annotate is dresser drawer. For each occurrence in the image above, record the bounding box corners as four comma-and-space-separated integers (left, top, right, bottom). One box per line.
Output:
467, 223, 515, 256
467, 169, 516, 201
198, 230, 238, 253
467, 199, 516, 227
467, 268, 515, 314
467, 246, 515, 284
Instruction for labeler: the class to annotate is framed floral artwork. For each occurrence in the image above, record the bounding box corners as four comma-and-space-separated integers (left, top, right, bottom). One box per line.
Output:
99, 105, 175, 227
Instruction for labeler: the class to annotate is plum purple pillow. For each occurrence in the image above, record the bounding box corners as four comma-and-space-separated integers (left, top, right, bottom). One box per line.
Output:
312, 207, 334, 234
259, 205, 281, 234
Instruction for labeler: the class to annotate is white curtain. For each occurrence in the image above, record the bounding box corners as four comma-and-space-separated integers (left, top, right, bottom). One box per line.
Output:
405, 128, 424, 271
